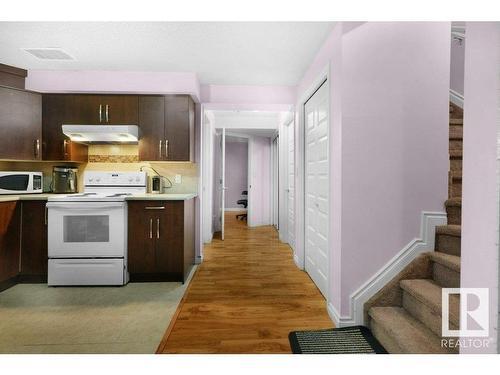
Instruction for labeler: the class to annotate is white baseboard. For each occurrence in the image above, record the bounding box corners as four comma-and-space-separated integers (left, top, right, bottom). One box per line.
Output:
293, 253, 302, 269
329, 211, 447, 327
450, 89, 464, 109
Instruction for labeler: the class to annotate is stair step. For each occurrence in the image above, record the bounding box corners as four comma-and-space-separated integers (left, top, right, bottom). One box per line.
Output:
449, 118, 463, 125
429, 251, 460, 288
449, 139, 463, 150
445, 197, 462, 208
436, 224, 461, 237
449, 149, 463, 158
369, 307, 453, 353
400, 279, 460, 332
445, 198, 461, 225
429, 252, 461, 272
449, 125, 463, 140
436, 225, 461, 256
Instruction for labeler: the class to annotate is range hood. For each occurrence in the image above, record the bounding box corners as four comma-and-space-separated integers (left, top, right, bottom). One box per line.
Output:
62, 125, 139, 144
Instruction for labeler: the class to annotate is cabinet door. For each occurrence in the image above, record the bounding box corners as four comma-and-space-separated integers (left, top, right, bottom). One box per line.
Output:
101, 95, 138, 124
0, 202, 21, 284
42, 95, 88, 162
62, 94, 104, 124
20, 201, 48, 278
0, 87, 42, 160
155, 201, 184, 274
127, 202, 156, 274
164, 95, 194, 161
138, 96, 165, 161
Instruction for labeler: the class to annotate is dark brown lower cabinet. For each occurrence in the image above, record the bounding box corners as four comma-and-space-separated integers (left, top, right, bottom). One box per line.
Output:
128, 199, 195, 283
20, 201, 48, 282
0, 202, 21, 291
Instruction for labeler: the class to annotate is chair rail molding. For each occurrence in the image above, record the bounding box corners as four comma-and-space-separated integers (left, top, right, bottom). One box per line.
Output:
327, 210, 447, 327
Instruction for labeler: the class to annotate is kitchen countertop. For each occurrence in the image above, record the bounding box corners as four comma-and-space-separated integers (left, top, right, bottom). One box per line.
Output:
0, 192, 197, 203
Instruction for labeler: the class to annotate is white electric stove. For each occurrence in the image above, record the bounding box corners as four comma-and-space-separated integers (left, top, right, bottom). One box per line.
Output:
47, 171, 147, 286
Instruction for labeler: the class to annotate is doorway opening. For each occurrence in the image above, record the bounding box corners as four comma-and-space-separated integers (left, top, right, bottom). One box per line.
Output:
201, 109, 292, 244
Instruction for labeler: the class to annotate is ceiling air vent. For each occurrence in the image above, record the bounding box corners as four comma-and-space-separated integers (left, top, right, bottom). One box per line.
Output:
23, 48, 74, 60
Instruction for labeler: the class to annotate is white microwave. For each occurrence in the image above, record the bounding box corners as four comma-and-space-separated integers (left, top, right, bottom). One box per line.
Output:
0, 171, 43, 194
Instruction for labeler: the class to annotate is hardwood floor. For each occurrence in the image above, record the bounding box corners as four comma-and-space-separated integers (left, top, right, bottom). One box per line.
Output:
157, 212, 333, 354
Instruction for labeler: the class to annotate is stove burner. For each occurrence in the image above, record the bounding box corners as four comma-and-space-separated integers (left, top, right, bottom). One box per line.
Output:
72, 193, 98, 197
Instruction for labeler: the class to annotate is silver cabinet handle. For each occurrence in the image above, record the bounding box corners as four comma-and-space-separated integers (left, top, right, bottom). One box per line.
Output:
99, 104, 102, 122
145, 206, 165, 210
149, 218, 153, 239
63, 139, 68, 158
34, 139, 40, 158
156, 218, 160, 239
45, 205, 48, 226
165, 139, 169, 159
105, 104, 109, 122
159, 140, 162, 158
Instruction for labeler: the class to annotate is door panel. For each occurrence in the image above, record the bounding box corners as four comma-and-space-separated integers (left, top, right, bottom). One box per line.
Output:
42, 95, 88, 161
127, 202, 156, 273
0, 87, 42, 160
0, 202, 21, 283
155, 202, 184, 274
221, 129, 226, 240
164, 95, 194, 161
20, 201, 48, 277
304, 81, 329, 298
287, 120, 295, 249
138, 96, 165, 161
101, 95, 138, 124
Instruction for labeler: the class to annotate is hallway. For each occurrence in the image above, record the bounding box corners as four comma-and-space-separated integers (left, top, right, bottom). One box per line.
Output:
157, 212, 333, 353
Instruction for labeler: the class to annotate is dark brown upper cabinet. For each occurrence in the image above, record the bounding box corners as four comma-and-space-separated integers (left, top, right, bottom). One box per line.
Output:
54, 94, 139, 125
42, 94, 88, 162
138, 95, 194, 162
0, 86, 42, 160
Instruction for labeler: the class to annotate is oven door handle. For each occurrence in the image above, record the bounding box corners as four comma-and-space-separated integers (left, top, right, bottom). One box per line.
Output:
46, 202, 125, 210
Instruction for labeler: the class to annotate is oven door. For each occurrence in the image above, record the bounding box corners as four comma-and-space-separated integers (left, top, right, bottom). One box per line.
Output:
47, 202, 126, 258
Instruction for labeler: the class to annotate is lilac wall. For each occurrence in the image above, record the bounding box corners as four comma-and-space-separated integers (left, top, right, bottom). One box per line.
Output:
340, 22, 450, 316
460, 22, 499, 354
26, 70, 201, 101
201, 84, 295, 105
225, 141, 248, 209
296, 22, 450, 319
249, 136, 271, 226
450, 37, 466, 96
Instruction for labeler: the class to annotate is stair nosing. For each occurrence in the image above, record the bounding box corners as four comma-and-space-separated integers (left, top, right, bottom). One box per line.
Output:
436, 224, 461, 237
429, 251, 461, 272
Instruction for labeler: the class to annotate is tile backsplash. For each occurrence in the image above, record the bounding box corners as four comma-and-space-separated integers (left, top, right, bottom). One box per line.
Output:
0, 144, 198, 194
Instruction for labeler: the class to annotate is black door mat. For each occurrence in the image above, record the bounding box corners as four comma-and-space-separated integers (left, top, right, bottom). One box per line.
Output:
288, 326, 387, 354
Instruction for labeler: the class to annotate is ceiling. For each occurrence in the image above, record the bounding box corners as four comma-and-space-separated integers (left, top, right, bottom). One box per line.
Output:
0, 22, 334, 85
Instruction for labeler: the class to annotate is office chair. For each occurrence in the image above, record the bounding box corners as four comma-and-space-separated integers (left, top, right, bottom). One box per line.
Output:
236, 190, 248, 220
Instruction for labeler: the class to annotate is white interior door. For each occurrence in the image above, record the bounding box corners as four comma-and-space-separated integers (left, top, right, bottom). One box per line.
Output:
272, 135, 279, 229
248, 136, 272, 227
221, 128, 226, 240
304, 81, 329, 298
287, 119, 296, 250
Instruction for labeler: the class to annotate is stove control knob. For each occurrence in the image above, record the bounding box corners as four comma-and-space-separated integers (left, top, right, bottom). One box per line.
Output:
88, 177, 93, 182
128, 177, 133, 182
96, 178, 101, 182
135, 177, 140, 182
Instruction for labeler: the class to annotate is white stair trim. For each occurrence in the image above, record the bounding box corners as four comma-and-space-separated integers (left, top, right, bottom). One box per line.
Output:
331, 211, 447, 327
450, 89, 464, 109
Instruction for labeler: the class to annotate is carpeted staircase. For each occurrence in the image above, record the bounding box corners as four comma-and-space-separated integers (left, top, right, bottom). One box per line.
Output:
366, 104, 463, 354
